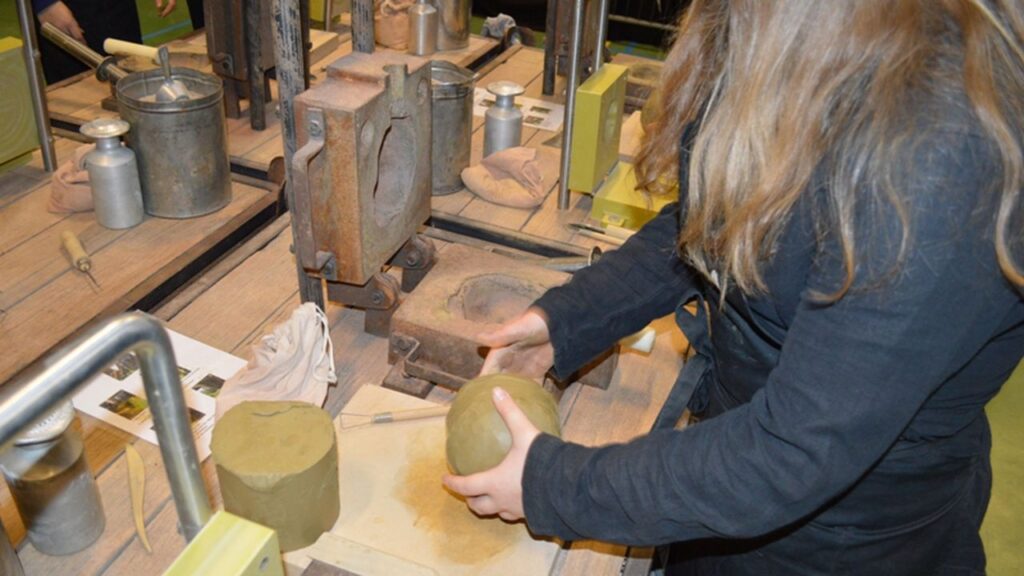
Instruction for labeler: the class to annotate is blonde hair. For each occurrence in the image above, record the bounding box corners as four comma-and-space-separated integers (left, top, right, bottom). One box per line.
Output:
636, 0, 1024, 296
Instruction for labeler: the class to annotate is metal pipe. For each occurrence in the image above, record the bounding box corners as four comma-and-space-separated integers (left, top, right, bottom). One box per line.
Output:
321, 0, 332, 30
541, 0, 558, 95
39, 22, 128, 83
0, 313, 212, 541
594, 0, 610, 72
16, 0, 57, 172
272, 0, 325, 308
352, 0, 375, 54
608, 13, 679, 33
557, 0, 586, 211
244, 0, 267, 131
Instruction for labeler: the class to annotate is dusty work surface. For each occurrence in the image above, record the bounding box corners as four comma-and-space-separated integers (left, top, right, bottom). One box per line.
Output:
0, 138, 279, 385
46, 30, 498, 174
4, 213, 686, 575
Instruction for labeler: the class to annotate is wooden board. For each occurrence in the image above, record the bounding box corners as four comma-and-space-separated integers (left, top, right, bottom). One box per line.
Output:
284, 386, 561, 576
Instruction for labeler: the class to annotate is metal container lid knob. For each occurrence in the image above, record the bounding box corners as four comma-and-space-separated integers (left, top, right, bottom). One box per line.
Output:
487, 81, 525, 99
81, 118, 131, 140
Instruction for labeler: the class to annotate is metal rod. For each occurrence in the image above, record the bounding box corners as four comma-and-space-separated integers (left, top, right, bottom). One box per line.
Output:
608, 13, 679, 33
16, 0, 57, 172
352, 0, 375, 54
542, 0, 558, 96
272, 0, 325, 308
594, 0, 610, 72
39, 22, 128, 83
427, 211, 593, 258
245, 0, 267, 131
557, 0, 586, 211
321, 0, 332, 30
0, 313, 212, 541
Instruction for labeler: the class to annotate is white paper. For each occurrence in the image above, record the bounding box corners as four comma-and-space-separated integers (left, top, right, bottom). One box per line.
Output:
472, 88, 565, 132
72, 328, 246, 461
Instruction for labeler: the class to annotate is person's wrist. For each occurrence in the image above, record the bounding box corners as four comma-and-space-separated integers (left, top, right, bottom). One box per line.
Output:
35, 0, 62, 17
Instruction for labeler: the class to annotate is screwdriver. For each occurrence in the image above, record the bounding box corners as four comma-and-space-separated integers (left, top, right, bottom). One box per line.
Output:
61, 230, 101, 290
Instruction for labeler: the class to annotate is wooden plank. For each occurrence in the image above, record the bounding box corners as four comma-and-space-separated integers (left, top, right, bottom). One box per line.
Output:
0, 181, 276, 384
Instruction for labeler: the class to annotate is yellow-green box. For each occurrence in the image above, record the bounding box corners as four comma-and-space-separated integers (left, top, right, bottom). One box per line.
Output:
569, 63, 629, 194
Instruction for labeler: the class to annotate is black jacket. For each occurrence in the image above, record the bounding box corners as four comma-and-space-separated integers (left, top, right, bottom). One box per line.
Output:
524, 101, 1023, 573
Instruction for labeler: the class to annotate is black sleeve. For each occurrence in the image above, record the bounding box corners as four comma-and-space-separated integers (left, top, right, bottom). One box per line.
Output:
521, 133, 1018, 545
533, 202, 698, 379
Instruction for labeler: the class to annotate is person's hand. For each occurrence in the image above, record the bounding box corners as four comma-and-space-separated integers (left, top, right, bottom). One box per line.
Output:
155, 0, 176, 18
479, 308, 554, 379
443, 386, 541, 521
38, 1, 84, 42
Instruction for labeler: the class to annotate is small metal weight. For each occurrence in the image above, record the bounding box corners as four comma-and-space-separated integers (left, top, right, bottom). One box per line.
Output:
81, 119, 145, 229
0, 402, 105, 556
408, 0, 438, 56
484, 81, 525, 158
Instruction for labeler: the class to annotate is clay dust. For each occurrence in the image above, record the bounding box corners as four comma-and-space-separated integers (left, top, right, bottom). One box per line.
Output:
394, 426, 519, 565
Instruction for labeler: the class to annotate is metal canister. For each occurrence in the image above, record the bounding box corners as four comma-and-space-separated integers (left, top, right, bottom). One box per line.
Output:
484, 81, 525, 158
431, 0, 471, 51
431, 61, 476, 195
81, 119, 144, 229
0, 403, 105, 556
408, 0, 438, 56
116, 68, 232, 219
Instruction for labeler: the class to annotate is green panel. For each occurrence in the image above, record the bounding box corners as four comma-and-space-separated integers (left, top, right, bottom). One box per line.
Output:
0, 37, 39, 170
589, 162, 674, 230
136, 0, 194, 46
163, 511, 284, 576
569, 63, 628, 194
981, 361, 1024, 576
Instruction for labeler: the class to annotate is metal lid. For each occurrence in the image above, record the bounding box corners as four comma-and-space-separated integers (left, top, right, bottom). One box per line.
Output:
81, 118, 130, 140
14, 401, 75, 446
487, 81, 525, 98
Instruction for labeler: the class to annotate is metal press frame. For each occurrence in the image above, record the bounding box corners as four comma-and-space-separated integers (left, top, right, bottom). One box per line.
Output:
14, 0, 57, 172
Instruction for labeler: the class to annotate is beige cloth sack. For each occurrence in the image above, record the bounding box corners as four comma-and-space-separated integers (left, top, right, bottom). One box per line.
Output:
461, 146, 556, 208
216, 303, 338, 420
374, 0, 413, 49
48, 144, 95, 214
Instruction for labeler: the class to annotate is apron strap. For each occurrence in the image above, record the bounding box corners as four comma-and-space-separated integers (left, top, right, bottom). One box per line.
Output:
652, 288, 715, 430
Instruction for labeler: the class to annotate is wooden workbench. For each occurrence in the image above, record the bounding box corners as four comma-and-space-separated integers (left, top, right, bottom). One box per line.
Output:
45, 31, 499, 174
4, 38, 679, 575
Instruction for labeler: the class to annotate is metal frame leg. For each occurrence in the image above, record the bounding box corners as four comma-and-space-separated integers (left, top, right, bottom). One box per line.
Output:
15, 0, 57, 172
557, 0, 586, 211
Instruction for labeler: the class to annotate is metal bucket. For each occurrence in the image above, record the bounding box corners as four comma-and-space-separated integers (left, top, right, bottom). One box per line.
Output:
116, 69, 232, 218
431, 0, 471, 51
431, 61, 476, 195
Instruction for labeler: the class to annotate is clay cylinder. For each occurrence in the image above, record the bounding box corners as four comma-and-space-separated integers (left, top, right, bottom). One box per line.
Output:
446, 374, 561, 475
211, 401, 339, 551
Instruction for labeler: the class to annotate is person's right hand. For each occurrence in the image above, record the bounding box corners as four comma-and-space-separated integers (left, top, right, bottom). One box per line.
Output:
38, 1, 84, 42
478, 308, 554, 379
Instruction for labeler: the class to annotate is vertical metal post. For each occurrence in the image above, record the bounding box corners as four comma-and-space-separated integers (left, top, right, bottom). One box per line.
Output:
594, 0, 610, 73
542, 0, 559, 96
15, 0, 57, 172
272, 0, 325, 308
557, 0, 586, 211
321, 0, 332, 30
352, 0, 376, 54
245, 0, 267, 131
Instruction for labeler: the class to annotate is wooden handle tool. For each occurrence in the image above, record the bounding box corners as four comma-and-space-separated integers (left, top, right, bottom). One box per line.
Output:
103, 38, 160, 63
61, 230, 101, 289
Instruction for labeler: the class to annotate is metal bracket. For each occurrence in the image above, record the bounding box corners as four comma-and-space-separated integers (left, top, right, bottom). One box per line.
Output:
292, 107, 326, 272
326, 273, 401, 336
388, 234, 436, 292
383, 335, 469, 397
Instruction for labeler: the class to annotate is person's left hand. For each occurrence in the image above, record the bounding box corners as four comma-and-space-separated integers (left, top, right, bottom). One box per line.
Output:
155, 0, 176, 18
443, 386, 542, 522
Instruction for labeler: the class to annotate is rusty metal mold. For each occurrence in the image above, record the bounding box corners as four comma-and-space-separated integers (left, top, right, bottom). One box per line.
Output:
388, 244, 617, 392
294, 52, 432, 286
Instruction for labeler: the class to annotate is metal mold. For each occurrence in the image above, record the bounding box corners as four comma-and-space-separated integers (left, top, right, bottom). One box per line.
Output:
388, 244, 617, 393
294, 51, 432, 286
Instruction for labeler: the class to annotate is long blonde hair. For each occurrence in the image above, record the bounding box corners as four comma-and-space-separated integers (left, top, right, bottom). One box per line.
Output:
636, 0, 1024, 296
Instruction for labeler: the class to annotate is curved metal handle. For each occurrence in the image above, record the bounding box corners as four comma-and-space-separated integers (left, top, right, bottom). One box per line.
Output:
291, 108, 326, 272
0, 313, 212, 541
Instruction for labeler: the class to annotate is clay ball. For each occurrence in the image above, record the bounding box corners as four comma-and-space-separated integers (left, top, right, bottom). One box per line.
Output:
445, 373, 561, 475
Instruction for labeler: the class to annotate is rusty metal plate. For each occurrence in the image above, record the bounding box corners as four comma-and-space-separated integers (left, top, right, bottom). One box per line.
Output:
294, 52, 432, 285
389, 244, 617, 389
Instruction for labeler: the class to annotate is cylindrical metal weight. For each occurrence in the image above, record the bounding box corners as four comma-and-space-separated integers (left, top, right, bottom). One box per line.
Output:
81, 119, 144, 230
116, 69, 232, 219
0, 403, 105, 556
431, 61, 475, 195
484, 81, 525, 158
408, 0, 438, 56
431, 0, 470, 51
